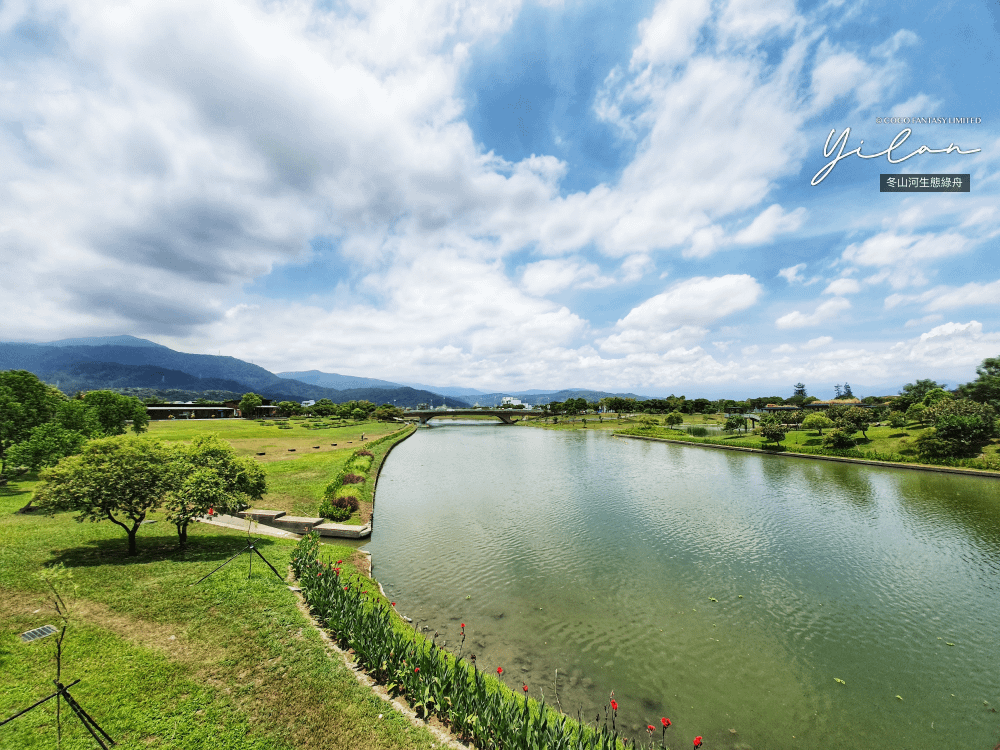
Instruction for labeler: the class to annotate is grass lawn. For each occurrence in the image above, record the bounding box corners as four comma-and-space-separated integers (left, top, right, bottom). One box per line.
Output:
147, 419, 403, 518
0, 477, 438, 750
617, 419, 1000, 468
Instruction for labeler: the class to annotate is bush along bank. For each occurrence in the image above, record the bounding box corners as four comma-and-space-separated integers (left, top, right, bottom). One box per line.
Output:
318, 426, 415, 522
291, 533, 687, 750
616, 424, 1000, 473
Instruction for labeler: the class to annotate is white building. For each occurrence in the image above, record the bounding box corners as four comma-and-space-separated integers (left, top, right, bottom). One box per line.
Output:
301, 400, 316, 407
501, 396, 522, 406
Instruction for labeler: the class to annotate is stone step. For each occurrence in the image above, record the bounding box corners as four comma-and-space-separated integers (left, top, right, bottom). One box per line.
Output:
314, 522, 372, 539
237, 509, 286, 522
272, 515, 324, 532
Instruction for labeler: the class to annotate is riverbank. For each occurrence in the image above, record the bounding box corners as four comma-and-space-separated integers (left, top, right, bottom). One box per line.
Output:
615, 427, 1000, 477
0, 477, 440, 750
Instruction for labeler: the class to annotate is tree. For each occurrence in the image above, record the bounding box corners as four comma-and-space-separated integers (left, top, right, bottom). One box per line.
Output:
81, 391, 149, 435
276, 401, 302, 417
373, 405, 404, 421
921, 388, 952, 407
793, 383, 807, 399
958, 355, 1000, 409
6, 423, 88, 472
351, 408, 365, 421
916, 398, 998, 459
802, 413, 834, 436
35, 436, 176, 556
842, 382, 854, 398
664, 412, 684, 428
0, 370, 65, 475
822, 429, 856, 449
896, 379, 945, 411
165, 435, 266, 546
888, 412, 907, 429
312, 398, 337, 417
905, 403, 927, 426
834, 384, 843, 398
840, 407, 872, 439
724, 414, 746, 433
239, 392, 263, 419
55, 400, 99, 436
758, 416, 786, 445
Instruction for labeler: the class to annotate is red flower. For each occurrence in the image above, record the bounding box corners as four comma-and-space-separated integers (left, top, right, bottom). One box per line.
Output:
694, 737, 703, 748
461, 623, 465, 628
522, 685, 528, 693
391, 602, 396, 606
662, 718, 671, 728
344, 585, 349, 590
317, 572, 322, 577
414, 667, 420, 673
337, 559, 343, 564
497, 667, 503, 675
610, 699, 617, 712
208, 507, 214, 515
647, 725, 655, 734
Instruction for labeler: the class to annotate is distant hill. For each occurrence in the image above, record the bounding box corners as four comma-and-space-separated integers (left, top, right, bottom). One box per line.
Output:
0, 337, 470, 408
277, 370, 404, 391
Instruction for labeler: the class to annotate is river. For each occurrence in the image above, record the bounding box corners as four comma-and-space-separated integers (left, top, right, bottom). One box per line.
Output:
365, 422, 1000, 749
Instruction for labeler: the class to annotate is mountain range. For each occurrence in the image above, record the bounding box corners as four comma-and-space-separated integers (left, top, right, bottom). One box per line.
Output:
0, 335, 647, 407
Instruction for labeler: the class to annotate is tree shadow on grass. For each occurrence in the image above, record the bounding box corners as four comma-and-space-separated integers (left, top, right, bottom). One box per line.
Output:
46, 530, 285, 570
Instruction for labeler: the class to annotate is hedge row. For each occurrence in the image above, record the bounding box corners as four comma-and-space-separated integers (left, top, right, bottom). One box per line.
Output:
290, 533, 640, 750
318, 426, 415, 521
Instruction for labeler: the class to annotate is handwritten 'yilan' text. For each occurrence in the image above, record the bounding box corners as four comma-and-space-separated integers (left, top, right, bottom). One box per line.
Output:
811, 128, 980, 186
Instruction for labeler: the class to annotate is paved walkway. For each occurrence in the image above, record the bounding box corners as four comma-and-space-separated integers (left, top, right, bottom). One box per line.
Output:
195, 513, 300, 539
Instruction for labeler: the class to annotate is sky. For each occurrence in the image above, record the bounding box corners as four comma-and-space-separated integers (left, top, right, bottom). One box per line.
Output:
1, 0, 999, 398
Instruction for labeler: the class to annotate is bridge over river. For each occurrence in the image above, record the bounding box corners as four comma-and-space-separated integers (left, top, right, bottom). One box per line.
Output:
406, 409, 535, 425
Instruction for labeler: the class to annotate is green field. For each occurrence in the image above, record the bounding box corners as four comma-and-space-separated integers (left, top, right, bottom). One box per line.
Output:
0, 474, 437, 750
148, 419, 402, 518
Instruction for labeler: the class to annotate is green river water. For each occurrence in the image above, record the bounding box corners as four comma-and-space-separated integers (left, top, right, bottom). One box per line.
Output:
365, 423, 1000, 749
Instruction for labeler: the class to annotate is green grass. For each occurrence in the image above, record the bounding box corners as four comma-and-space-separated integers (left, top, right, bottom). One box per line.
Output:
617, 421, 1000, 471
0, 478, 438, 750
146, 420, 403, 518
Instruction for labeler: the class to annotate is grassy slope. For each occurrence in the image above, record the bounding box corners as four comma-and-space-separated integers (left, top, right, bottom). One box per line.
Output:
148, 419, 401, 518
0, 478, 437, 750
615, 420, 1000, 468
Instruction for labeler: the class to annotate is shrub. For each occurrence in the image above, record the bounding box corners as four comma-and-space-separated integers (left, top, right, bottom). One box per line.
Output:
888, 412, 907, 429
334, 495, 359, 512
822, 429, 855, 449
318, 498, 352, 522
357, 450, 374, 457
342, 473, 365, 484
686, 426, 709, 437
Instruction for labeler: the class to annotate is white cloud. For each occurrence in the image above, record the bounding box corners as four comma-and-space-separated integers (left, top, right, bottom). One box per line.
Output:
771, 343, 796, 353
905, 314, 943, 328
885, 279, 1000, 312
802, 336, 833, 349
823, 278, 860, 295
600, 274, 763, 354
520, 258, 615, 297
779, 263, 807, 283
733, 204, 807, 245
775, 297, 851, 328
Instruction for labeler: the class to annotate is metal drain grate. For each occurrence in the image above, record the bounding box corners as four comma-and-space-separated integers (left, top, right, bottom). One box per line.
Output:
20, 625, 58, 643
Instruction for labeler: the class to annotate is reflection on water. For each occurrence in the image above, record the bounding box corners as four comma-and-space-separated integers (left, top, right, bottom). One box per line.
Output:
366, 425, 1000, 749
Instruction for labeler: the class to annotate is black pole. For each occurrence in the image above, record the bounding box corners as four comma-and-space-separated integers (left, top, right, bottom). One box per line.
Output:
0, 680, 78, 726
252, 545, 285, 581
60, 684, 116, 748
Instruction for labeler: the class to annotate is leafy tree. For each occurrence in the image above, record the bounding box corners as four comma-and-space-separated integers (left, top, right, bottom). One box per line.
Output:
888, 412, 907, 429
834, 384, 843, 398
276, 400, 302, 417
921, 388, 953, 407
373, 405, 404, 421
842, 383, 854, 398
312, 398, 338, 417
0, 370, 65, 475
55, 400, 99, 436
724, 414, 746, 433
351, 408, 365, 421
905, 403, 927, 426
6, 423, 88, 472
840, 407, 872, 439
35, 436, 176, 556
896, 379, 945, 411
239, 392, 263, 419
664, 412, 684, 428
757, 416, 786, 445
802, 413, 834, 435
793, 383, 807, 399
81, 390, 149, 435
958, 355, 1000, 409
916, 399, 998, 459
165, 435, 266, 546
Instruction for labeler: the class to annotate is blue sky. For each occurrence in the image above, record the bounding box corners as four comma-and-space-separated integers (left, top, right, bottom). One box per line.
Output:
1, 0, 998, 398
